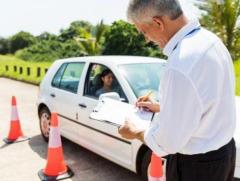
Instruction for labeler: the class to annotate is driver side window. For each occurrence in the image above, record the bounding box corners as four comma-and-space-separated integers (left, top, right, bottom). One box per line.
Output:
84, 63, 128, 102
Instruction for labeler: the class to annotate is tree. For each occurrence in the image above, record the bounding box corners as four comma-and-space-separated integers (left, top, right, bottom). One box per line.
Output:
70, 20, 93, 32
102, 20, 163, 57
37, 32, 58, 41
58, 20, 107, 55
9, 31, 36, 53
0, 37, 10, 54
61, 40, 87, 58
15, 20, 107, 61
58, 20, 93, 42
198, 0, 240, 59
75, 20, 108, 55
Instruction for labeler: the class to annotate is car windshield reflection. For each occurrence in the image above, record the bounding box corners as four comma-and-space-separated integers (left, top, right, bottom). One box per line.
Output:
118, 63, 166, 101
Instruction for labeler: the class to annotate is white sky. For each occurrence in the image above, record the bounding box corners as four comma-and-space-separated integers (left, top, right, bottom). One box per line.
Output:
0, 0, 199, 37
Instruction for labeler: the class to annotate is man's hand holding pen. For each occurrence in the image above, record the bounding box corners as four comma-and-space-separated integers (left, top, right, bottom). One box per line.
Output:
118, 91, 160, 142
136, 95, 160, 113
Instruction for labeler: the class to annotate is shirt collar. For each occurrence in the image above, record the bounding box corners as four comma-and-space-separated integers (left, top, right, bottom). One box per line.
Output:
163, 20, 201, 57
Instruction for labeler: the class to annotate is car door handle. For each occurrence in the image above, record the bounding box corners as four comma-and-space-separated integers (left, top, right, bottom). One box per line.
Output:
50, 93, 56, 98
79, 103, 87, 108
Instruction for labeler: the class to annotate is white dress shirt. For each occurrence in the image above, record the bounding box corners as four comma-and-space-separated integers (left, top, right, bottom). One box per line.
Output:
144, 20, 236, 157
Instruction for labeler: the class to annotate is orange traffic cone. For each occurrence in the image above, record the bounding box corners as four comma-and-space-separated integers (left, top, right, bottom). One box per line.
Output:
38, 113, 73, 181
148, 153, 165, 181
3, 96, 29, 144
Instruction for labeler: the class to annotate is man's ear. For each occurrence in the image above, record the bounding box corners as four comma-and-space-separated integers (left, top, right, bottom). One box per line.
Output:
152, 16, 164, 32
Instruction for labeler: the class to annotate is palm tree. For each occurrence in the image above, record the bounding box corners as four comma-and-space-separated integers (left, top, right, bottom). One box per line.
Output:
197, 0, 240, 59
75, 20, 108, 55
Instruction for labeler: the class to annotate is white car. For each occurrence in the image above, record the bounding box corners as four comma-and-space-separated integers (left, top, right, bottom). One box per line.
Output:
37, 56, 240, 180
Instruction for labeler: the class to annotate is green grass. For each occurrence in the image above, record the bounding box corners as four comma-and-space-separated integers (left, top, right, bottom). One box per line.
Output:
0, 55, 239, 95
0, 55, 52, 85
234, 60, 240, 96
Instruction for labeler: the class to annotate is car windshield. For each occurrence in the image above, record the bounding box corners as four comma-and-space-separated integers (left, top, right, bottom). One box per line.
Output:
118, 63, 166, 101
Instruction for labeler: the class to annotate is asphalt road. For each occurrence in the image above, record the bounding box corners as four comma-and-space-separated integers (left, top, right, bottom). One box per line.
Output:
0, 78, 143, 181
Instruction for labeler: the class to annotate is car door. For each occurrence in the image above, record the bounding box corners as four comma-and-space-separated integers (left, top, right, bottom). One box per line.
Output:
47, 62, 68, 111
50, 62, 86, 138
78, 63, 133, 167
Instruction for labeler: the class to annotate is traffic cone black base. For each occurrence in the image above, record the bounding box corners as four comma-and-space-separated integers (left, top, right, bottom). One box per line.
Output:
38, 166, 74, 181
3, 136, 30, 144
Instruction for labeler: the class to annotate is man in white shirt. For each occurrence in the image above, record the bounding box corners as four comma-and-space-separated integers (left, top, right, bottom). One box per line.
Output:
118, 0, 236, 181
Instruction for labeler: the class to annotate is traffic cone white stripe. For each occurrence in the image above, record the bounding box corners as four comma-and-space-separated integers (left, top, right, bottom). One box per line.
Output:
11, 106, 19, 121
148, 175, 159, 181
48, 127, 62, 148
148, 176, 166, 181
159, 176, 166, 181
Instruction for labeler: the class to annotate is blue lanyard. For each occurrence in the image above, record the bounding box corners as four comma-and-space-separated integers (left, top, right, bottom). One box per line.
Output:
172, 27, 201, 52
185, 27, 201, 37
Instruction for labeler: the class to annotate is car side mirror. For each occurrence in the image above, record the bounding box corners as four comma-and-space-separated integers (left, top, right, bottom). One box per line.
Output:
99, 92, 121, 101
119, 98, 127, 102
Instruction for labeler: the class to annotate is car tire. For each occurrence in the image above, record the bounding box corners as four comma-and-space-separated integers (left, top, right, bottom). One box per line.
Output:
39, 107, 51, 142
141, 149, 152, 181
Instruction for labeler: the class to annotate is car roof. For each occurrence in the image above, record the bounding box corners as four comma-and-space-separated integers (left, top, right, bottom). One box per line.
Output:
55, 56, 166, 67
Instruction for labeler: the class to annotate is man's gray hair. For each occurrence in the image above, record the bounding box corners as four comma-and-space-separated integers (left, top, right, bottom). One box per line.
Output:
127, 0, 183, 23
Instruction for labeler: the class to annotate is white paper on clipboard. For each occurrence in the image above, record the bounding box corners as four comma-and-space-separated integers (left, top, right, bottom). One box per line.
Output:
90, 98, 153, 129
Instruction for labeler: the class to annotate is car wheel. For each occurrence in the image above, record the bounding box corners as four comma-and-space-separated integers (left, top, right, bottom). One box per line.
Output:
141, 150, 152, 181
39, 107, 51, 142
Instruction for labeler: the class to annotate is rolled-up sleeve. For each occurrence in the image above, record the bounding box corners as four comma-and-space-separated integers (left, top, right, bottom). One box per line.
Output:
144, 69, 203, 157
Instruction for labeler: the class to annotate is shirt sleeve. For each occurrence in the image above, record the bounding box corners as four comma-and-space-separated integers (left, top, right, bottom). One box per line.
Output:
144, 69, 203, 157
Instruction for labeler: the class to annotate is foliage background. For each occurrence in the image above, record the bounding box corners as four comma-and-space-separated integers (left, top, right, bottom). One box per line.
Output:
0, 0, 239, 95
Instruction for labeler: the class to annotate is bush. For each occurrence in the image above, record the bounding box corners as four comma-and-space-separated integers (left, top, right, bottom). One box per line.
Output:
9, 31, 36, 54
16, 40, 60, 62
16, 39, 87, 62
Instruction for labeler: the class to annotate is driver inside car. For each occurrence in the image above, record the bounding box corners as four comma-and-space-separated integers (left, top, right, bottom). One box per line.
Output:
95, 69, 119, 97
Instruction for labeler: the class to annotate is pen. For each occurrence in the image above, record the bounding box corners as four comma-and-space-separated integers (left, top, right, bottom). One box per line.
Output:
138, 91, 153, 112
141, 90, 153, 101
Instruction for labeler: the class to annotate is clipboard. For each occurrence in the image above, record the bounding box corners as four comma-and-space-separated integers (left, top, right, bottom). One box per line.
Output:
89, 116, 122, 127
89, 98, 153, 129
